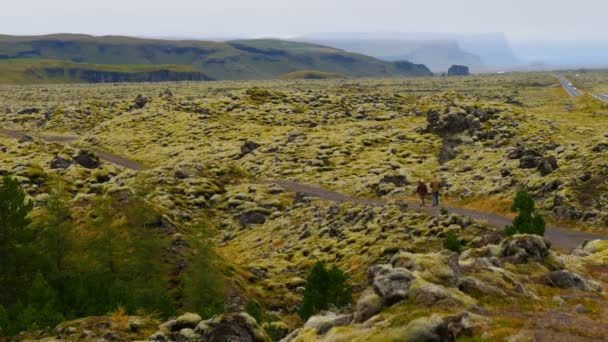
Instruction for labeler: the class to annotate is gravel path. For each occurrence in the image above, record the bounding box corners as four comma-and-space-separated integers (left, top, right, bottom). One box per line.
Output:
263, 180, 606, 252
0, 129, 147, 170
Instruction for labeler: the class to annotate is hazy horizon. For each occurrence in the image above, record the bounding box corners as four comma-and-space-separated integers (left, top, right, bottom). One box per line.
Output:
2, 0, 607, 42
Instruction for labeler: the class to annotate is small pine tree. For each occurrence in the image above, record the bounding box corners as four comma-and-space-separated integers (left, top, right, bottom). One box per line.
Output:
299, 261, 352, 320
18, 272, 64, 330
505, 188, 545, 236
0, 304, 8, 336
0, 176, 34, 306
182, 222, 225, 319
443, 230, 462, 253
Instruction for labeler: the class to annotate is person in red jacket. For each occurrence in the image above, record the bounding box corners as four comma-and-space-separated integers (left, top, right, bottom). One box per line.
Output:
416, 179, 429, 207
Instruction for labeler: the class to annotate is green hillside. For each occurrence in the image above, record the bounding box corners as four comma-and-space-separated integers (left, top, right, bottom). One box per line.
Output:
0, 59, 207, 84
0, 34, 432, 83
279, 70, 345, 79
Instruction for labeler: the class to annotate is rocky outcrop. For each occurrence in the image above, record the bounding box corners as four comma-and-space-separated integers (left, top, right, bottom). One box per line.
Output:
508, 146, 559, 175
370, 264, 416, 304
50, 155, 71, 169
240, 141, 261, 156
499, 234, 551, 264
151, 312, 270, 342
540, 270, 602, 292
398, 312, 476, 342
302, 312, 353, 335
73, 150, 100, 169
447, 65, 470, 76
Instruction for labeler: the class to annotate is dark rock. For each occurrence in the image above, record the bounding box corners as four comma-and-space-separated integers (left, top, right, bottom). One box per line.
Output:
579, 172, 591, 182
539, 180, 561, 195
239, 211, 267, 225
17, 107, 40, 115
241, 141, 260, 155
507, 145, 525, 159
519, 155, 542, 169
447, 65, 470, 76
132, 94, 150, 109
500, 168, 511, 177
379, 174, 408, 187
591, 142, 608, 153
50, 155, 71, 169
73, 150, 100, 169
540, 270, 594, 291
148, 332, 168, 341
538, 156, 558, 176
18, 135, 34, 143
174, 170, 189, 179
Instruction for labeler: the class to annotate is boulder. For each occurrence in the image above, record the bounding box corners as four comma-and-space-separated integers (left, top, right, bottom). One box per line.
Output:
519, 155, 542, 169
499, 234, 550, 264
174, 169, 189, 179
591, 142, 608, 153
390, 251, 460, 287
353, 289, 385, 322
174, 312, 202, 330
371, 265, 416, 304
73, 150, 100, 169
132, 94, 150, 109
50, 155, 71, 169
195, 312, 270, 342
507, 145, 525, 159
538, 156, 558, 176
303, 312, 353, 335
540, 270, 601, 292
397, 312, 475, 342
241, 141, 260, 155
148, 331, 168, 341
18, 135, 34, 143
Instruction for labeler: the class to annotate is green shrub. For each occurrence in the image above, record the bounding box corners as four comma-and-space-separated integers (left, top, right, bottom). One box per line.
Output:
439, 207, 449, 215
505, 188, 545, 236
443, 230, 462, 253
0, 304, 8, 335
245, 299, 263, 323
299, 261, 352, 320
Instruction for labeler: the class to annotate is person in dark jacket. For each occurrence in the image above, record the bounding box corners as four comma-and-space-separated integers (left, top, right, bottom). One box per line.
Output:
416, 179, 428, 207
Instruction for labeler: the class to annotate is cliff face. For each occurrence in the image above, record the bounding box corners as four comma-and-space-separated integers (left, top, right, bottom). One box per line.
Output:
68, 69, 209, 83
1, 61, 210, 84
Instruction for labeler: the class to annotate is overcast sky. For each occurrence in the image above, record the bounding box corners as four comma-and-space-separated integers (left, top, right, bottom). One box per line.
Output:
1, 0, 605, 41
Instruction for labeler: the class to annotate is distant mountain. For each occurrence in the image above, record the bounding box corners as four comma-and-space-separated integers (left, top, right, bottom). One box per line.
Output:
301, 32, 522, 69
301, 38, 482, 72
0, 34, 432, 83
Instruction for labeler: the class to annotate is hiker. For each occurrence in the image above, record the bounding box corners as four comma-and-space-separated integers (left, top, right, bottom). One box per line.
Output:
430, 175, 441, 207
416, 179, 428, 207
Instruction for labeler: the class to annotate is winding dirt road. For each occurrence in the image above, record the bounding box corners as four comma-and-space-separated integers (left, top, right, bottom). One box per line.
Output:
2, 129, 605, 252
0, 129, 147, 170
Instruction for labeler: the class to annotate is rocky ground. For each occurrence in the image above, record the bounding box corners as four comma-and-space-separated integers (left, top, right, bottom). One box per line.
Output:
1, 73, 607, 341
